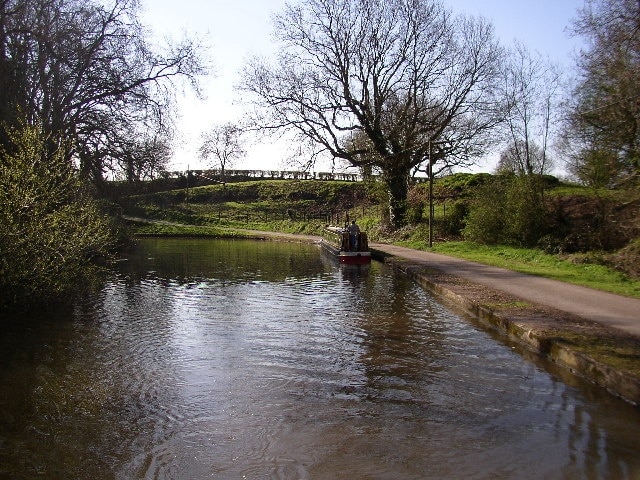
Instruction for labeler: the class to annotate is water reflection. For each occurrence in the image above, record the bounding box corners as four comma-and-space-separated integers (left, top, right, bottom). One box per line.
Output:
119, 238, 326, 286
0, 238, 639, 479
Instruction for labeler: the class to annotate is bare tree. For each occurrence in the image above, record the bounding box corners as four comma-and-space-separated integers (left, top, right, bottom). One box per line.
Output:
119, 135, 172, 183
496, 140, 550, 176
0, 0, 206, 184
198, 123, 245, 185
240, 0, 504, 228
500, 42, 561, 176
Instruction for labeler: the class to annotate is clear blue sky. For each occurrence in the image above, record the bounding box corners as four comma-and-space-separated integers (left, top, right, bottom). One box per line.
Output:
141, 0, 586, 174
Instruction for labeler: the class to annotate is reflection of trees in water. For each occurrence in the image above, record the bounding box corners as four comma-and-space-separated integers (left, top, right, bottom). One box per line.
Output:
0, 289, 183, 478
334, 263, 448, 398
119, 238, 325, 286
566, 394, 640, 478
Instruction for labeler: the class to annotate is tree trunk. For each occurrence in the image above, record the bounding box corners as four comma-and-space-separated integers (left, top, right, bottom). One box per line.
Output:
383, 167, 410, 230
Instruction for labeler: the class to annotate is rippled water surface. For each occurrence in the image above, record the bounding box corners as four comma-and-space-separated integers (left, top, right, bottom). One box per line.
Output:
1, 238, 640, 479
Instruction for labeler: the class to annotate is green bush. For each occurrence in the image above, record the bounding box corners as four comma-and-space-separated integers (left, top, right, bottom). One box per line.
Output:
463, 175, 550, 247
502, 177, 549, 246
462, 179, 506, 244
406, 202, 424, 224
0, 123, 118, 308
441, 201, 468, 236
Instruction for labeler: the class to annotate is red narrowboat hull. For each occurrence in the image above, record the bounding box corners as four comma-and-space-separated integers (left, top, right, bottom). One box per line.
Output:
320, 236, 372, 264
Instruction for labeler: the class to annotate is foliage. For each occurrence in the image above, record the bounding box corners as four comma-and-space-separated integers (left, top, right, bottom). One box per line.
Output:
463, 175, 549, 247
460, 179, 506, 244
440, 201, 468, 237
565, 147, 621, 189
543, 187, 640, 253
0, 123, 118, 308
406, 202, 425, 224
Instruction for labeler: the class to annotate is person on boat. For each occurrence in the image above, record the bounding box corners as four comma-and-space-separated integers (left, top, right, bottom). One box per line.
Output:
348, 220, 360, 250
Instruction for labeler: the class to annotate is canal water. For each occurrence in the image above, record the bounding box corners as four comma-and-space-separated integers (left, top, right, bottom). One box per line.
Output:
1, 238, 639, 479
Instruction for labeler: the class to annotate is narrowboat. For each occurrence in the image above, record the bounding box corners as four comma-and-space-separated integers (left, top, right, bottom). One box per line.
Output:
320, 226, 371, 264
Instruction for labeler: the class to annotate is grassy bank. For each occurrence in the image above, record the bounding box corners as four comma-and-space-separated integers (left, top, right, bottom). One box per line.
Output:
132, 221, 250, 238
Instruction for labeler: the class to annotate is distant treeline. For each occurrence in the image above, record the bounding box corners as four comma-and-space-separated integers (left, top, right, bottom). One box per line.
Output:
182, 169, 363, 182
106, 169, 373, 197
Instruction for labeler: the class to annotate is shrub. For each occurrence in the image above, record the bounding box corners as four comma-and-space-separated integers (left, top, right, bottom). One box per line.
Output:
441, 201, 468, 237
462, 179, 506, 244
0, 123, 118, 309
463, 175, 550, 247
